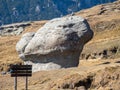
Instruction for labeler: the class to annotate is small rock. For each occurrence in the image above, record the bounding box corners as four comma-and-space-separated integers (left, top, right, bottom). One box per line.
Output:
1, 71, 6, 75
77, 86, 86, 90
0, 22, 31, 36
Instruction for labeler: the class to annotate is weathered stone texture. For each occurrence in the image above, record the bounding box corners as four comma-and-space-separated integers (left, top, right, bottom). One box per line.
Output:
16, 16, 93, 72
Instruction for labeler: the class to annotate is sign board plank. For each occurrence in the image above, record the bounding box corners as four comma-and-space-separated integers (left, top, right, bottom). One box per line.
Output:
11, 73, 32, 77
11, 65, 32, 70
11, 68, 32, 70
10, 65, 32, 90
11, 70, 32, 73
10, 65, 32, 77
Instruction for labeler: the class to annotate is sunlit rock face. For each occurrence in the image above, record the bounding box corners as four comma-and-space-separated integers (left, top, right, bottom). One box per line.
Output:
16, 16, 93, 72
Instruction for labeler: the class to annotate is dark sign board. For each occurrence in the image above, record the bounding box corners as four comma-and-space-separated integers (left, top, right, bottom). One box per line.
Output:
10, 65, 32, 90
10, 65, 32, 77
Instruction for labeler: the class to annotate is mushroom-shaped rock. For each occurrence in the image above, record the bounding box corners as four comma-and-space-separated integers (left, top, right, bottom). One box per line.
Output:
16, 16, 93, 72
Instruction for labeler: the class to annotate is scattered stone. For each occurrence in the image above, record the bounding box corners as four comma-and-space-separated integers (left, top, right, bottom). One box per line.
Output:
0, 22, 31, 36
77, 86, 86, 90
1, 71, 6, 75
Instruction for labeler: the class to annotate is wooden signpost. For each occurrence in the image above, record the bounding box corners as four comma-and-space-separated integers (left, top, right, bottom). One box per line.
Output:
10, 65, 32, 90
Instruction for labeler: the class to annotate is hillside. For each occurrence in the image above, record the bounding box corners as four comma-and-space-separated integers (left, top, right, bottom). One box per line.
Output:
75, 0, 120, 60
0, 0, 116, 25
0, 0, 120, 90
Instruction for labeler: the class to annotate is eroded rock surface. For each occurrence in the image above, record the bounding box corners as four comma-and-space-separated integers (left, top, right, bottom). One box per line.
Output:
0, 22, 31, 36
16, 16, 93, 72
16, 32, 35, 59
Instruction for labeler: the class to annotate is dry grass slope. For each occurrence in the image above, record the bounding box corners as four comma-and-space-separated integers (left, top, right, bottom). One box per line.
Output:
0, 1, 120, 72
0, 1, 120, 90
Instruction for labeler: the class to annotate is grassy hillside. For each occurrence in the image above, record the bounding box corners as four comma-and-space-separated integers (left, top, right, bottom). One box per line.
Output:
0, 1, 120, 90
0, 1, 120, 72
75, 0, 120, 60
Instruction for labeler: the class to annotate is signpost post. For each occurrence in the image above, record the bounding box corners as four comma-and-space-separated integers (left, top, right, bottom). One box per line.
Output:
10, 65, 32, 90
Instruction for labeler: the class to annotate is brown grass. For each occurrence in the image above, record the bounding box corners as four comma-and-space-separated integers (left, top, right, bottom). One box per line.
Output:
23, 20, 47, 33
0, 36, 21, 70
0, 1, 120, 90
89, 26, 120, 43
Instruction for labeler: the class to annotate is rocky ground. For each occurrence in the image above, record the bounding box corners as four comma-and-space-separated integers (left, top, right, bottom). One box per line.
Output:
0, 59, 120, 90
0, 0, 120, 90
0, 22, 31, 36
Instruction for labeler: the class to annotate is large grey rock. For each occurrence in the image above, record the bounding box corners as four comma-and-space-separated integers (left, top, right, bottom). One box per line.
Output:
16, 32, 35, 60
16, 16, 93, 72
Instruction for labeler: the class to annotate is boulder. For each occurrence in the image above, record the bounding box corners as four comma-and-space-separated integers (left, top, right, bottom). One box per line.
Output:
16, 16, 93, 72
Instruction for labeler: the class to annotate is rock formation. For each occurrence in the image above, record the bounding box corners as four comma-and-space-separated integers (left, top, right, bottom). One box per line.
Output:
16, 16, 93, 72
0, 22, 31, 36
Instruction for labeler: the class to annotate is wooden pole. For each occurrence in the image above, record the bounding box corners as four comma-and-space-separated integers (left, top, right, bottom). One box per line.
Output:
26, 76, 28, 90
14, 76, 17, 90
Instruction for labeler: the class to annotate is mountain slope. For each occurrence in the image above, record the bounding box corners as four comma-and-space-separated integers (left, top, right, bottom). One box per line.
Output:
0, 1, 120, 90
0, 0, 116, 25
75, 0, 120, 60
0, 0, 120, 72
